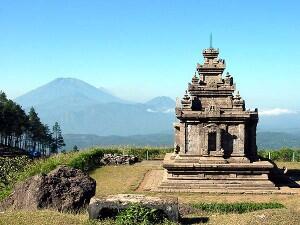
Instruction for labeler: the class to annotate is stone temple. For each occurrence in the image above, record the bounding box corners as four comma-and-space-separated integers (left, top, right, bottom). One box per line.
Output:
159, 46, 278, 192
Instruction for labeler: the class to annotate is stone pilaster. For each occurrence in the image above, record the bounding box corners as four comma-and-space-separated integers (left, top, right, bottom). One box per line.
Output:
232, 123, 245, 157
216, 127, 221, 152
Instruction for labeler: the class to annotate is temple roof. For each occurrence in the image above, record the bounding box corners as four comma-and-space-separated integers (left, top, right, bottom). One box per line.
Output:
176, 47, 257, 119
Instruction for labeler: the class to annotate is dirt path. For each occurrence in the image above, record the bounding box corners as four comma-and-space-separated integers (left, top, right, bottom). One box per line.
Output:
136, 169, 164, 191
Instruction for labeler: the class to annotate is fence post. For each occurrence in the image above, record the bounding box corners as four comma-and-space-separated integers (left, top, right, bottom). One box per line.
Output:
146, 151, 149, 160
292, 152, 295, 162
268, 152, 271, 160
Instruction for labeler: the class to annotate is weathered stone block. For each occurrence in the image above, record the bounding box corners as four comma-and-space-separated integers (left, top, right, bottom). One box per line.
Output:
87, 194, 179, 221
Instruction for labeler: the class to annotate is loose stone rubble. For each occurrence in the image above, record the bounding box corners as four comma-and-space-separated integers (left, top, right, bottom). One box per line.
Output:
100, 154, 138, 165
88, 194, 179, 221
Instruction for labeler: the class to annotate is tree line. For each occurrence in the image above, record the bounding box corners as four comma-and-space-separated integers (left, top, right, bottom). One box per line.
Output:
0, 91, 65, 156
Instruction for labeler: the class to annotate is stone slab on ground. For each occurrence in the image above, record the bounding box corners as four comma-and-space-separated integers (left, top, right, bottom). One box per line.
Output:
88, 194, 179, 221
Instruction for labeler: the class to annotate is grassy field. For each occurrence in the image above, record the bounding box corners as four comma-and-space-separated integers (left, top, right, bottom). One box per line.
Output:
89, 161, 161, 196
1, 160, 300, 225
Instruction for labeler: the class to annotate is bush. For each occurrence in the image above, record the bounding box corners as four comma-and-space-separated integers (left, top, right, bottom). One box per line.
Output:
126, 147, 173, 160
115, 204, 167, 225
191, 202, 284, 214
0, 153, 77, 201
258, 147, 300, 162
68, 148, 121, 172
0, 156, 31, 187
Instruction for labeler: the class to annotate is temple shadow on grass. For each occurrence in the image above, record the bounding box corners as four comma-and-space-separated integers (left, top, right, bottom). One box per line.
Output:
261, 156, 300, 188
180, 217, 209, 224
275, 169, 300, 188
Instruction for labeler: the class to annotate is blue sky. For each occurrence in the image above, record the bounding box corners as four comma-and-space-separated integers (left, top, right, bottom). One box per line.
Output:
0, 0, 300, 112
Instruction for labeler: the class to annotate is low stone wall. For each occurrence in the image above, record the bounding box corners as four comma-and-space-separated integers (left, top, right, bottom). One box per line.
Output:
100, 154, 138, 165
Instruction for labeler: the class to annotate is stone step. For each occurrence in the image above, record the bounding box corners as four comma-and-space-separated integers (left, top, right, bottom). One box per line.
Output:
159, 182, 277, 189
159, 181, 278, 188
154, 188, 286, 194
160, 180, 275, 185
159, 185, 276, 190
167, 177, 270, 181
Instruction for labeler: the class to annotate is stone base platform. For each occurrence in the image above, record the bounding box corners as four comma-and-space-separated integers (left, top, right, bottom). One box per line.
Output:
155, 153, 279, 193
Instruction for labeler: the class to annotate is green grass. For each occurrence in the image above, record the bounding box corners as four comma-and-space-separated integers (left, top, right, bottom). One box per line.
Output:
0, 210, 177, 225
191, 202, 285, 214
90, 162, 160, 196
0, 210, 114, 225
115, 204, 168, 225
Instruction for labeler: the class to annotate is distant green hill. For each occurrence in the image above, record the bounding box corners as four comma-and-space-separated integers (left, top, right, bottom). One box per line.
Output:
64, 133, 173, 150
63, 131, 300, 151
256, 131, 300, 149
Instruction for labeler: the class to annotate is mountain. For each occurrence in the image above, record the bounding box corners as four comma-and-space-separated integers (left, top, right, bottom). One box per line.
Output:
46, 102, 174, 135
256, 131, 300, 149
64, 133, 173, 150
15, 78, 175, 135
63, 131, 300, 150
258, 114, 300, 133
145, 96, 175, 113
15, 78, 124, 108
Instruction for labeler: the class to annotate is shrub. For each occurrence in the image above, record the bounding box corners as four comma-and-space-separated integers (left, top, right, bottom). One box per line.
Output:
68, 148, 121, 172
0, 156, 31, 187
191, 202, 284, 214
115, 204, 167, 225
127, 147, 173, 160
0, 153, 78, 201
258, 147, 300, 162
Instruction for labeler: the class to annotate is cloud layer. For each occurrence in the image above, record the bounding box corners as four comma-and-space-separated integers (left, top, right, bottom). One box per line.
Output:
260, 108, 298, 116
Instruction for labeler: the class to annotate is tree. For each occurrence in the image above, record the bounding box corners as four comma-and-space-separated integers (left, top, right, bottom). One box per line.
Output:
28, 107, 43, 151
72, 145, 79, 152
61, 149, 67, 154
0, 91, 53, 157
50, 122, 65, 154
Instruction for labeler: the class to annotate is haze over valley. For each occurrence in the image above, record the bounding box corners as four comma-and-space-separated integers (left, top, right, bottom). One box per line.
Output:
13, 77, 300, 150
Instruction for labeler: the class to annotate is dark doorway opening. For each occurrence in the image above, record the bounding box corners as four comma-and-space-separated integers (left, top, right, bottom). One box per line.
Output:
208, 132, 216, 151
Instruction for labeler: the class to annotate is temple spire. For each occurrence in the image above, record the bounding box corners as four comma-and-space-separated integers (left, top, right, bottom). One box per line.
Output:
210, 33, 213, 48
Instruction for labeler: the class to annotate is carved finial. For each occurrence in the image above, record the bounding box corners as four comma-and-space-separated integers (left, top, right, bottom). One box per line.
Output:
192, 71, 199, 84
233, 91, 245, 110
210, 32, 213, 48
181, 90, 191, 110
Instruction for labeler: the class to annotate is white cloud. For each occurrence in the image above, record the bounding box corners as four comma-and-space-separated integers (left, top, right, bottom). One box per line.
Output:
260, 108, 297, 116
162, 108, 175, 113
146, 108, 157, 113
146, 108, 174, 113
